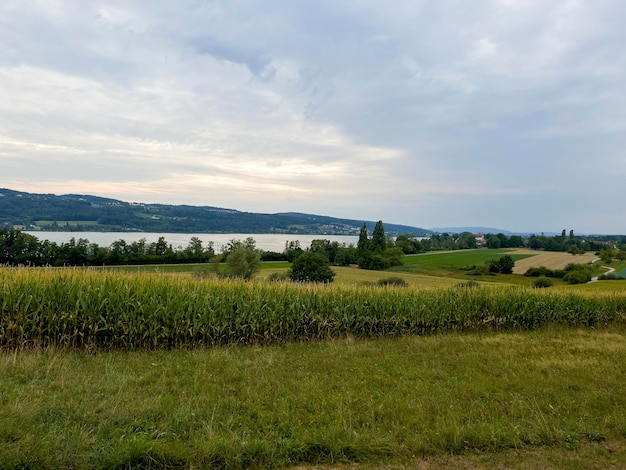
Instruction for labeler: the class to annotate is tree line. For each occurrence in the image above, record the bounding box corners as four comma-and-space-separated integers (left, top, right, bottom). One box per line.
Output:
0, 229, 216, 266
3, 226, 624, 269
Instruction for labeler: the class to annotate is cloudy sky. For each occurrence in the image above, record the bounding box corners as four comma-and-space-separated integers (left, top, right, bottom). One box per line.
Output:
1, 1, 624, 233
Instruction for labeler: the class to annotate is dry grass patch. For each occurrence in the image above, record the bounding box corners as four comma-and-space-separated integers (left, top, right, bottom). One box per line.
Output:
511, 250, 598, 274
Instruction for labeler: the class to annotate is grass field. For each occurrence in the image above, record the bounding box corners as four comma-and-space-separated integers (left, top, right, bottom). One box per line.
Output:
96, 249, 624, 291
1, 327, 625, 468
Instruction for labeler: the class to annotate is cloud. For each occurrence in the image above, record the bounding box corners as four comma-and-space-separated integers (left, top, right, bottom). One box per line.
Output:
0, 0, 625, 233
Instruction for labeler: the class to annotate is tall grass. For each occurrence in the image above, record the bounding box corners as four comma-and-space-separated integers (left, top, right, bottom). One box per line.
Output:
1, 267, 625, 350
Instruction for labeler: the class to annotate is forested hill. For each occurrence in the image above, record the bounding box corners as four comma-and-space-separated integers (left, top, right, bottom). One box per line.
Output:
0, 188, 431, 235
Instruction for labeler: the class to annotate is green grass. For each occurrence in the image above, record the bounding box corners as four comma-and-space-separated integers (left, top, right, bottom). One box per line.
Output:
394, 249, 533, 277
100, 261, 291, 274
401, 248, 516, 266
1, 327, 625, 468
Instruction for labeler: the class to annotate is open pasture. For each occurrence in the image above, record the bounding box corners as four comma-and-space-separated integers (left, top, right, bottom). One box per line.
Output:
401, 248, 530, 268
391, 249, 532, 281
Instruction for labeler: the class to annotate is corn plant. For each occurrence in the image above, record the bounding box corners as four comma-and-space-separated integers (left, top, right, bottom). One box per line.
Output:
1, 267, 625, 350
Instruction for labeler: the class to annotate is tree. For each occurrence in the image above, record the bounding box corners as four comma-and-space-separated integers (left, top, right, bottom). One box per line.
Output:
0, 229, 41, 265
357, 223, 370, 253
486, 234, 501, 249
395, 234, 421, 254
309, 239, 331, 259
289, 252, 335, 283
372, 221, 386, 252
488, 255, 515, 274
151, 236, 169, 256
456, 232, 477, 250
497, 255, 515, 274
283, 240, 303, 262
224, 238, 261, 280
356, 221, 404, 270
184, 237, 213, 263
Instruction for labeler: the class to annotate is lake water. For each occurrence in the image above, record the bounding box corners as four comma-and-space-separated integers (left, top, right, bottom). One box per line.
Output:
24, 231, 360, 252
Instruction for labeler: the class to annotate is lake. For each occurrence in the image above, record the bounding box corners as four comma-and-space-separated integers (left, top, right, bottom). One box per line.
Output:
24, 231, 360, 253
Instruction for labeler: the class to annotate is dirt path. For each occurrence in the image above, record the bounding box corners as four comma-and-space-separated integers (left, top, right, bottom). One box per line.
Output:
591, 266, 615, 282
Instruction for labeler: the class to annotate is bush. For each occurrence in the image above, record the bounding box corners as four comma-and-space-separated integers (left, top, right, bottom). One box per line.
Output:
377, 277, 408, 287
289, 252, 335, 283
533, 277, 553, 288
524, 266, 554, 277
465, 264, 491, 276
563, 270, 591, 285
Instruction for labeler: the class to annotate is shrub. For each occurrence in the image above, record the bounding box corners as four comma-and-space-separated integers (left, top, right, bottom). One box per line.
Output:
533, 277, 553, 288
524, 266, 554, 277
289, 252, 335, 283
377, 277, 408, 287
465, 263, 492, 276
563, 270, 591, 285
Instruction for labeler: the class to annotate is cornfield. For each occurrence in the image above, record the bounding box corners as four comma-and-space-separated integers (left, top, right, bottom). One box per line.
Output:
1, 267, 625, 350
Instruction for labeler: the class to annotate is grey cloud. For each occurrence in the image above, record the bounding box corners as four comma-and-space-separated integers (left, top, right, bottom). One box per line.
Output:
1, 0, 626, 232
190, 36, 275, 80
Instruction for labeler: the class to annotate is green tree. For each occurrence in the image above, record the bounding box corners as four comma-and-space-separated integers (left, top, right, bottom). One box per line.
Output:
600, 247, 616, 264
224, 238, 261, 280
486, 234, 501, 249
488, 255, 515, 274
283, 240, 303, 262
357, 223, 370, 253
395, 234, 421, 254
289, 252, 335, 283
372, 220, 386, 252
151, 236, 169, 256
497, 255, 515, 274
309, 239, 331, 259
456, 232, 477, 250
0, 229, 41, 265
184, 237, 213, 263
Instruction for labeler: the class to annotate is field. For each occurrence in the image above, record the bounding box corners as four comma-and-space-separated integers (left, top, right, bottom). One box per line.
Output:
2, 248, 626, 468
1, 327, 625, 468
511, 249, 599, 274
34, 220, 98, 227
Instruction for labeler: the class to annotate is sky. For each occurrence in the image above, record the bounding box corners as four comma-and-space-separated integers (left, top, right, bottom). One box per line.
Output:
1, 1, 625, 234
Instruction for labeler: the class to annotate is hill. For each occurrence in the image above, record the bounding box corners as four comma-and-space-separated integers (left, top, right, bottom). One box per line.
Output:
431, 226, 562, 236
0, 188, 431, 236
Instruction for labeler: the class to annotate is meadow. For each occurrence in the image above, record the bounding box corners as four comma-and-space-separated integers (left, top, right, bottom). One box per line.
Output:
1, 327, 625, 468
2, 249, 626, 468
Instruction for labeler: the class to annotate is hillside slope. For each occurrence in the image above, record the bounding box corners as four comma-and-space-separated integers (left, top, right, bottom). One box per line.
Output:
0, 188, 431, 235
